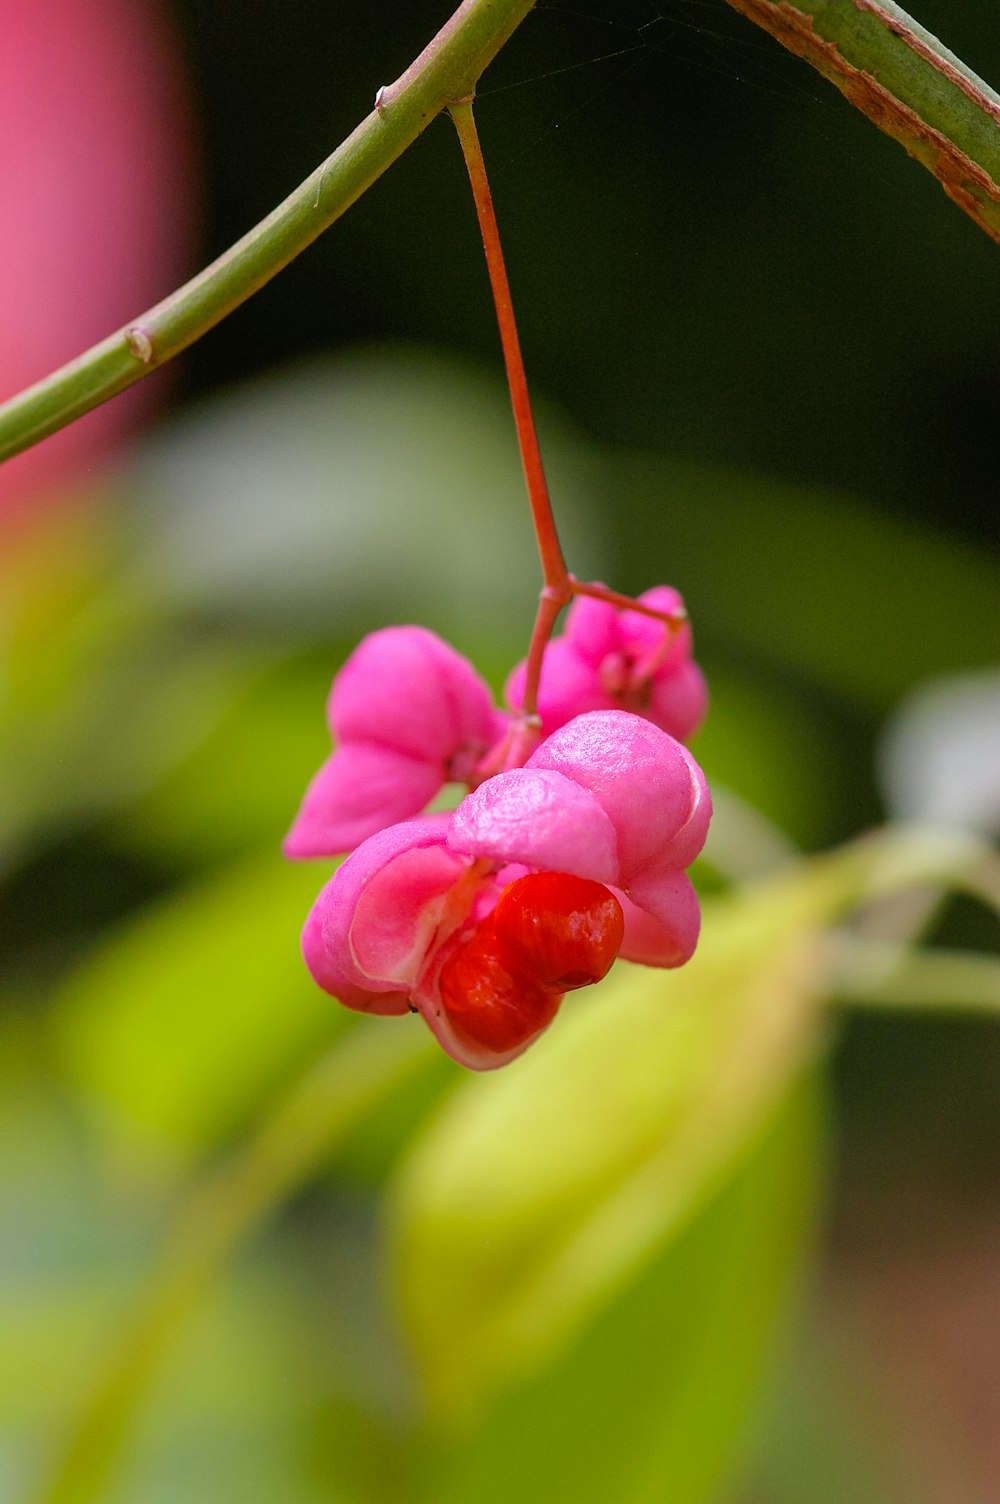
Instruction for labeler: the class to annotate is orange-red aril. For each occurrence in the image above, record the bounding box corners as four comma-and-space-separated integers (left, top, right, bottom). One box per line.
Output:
438, 920, 561, 1054
492, 871, 624, 991
435, 872, 624, 1057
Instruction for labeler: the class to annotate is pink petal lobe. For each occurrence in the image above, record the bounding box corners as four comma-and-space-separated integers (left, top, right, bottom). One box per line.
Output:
329, 626, 500, 769
504, 637, 612, 730
449, 768, 618, 884
283, 743, 442, 859
622, 869, 701, 968
527, 711, 709, 877
501, 658, 529, 717
616, 878, 700, 968
565, 592, 621, 663
647, 660, 709, 744
350, 843, 469, 983
301, 815, 454, 1010
655, 744, 713, 869
302, 905, 410, 1015
623, 586, 692, 667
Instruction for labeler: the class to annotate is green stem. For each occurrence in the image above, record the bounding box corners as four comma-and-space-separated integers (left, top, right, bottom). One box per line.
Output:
33, 1024, 435, 1504
723, 0, 1000, 243
1, 2, 998, 468
830, 938, 1000, 1014
0, 0, 536, 467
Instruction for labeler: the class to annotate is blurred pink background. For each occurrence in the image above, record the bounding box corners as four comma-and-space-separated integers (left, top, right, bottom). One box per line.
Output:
0, 0, 194, 533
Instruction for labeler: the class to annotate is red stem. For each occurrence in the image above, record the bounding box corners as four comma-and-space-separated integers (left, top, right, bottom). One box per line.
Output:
450, 98, 572, 718
449, 99, 568, 593
570, 577, 688, 630
450, 99, 686, 727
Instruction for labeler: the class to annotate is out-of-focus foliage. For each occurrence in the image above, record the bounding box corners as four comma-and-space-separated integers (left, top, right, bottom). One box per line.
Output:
124, 350, 600, 637
5, 345, 1000, 1504
401, 1081, 822, 1504
393, 874, 837, 1415
52, 854, 340, 1165
879, 669, 1000, 835
3, 1, 1000, 1501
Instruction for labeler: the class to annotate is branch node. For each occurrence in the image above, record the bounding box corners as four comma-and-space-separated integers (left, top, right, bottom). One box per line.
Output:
126, 326, 154, 364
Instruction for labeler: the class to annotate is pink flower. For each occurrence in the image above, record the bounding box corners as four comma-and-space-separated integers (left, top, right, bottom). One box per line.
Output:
301, 710, 711, 1069
284, 626, 508, 858
505, 585, 707, 743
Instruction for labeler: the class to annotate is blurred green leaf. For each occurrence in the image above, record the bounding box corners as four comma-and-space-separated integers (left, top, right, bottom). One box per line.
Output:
30, 1024, 435, 1504
830, 938, 1000, 1016
390, 869, 843, 1420
112, 653, 334, 865
390, 823, 1000, 1427
1, 497, 125, 709
691, 665, 840, 852
30, 825, 993, 1504
409, 1079, 822, 1504
125, 348, 603, 638
618, 453, 1000, 711
0, 496, 283, 873
747, 1320, 912, 1504
51, 853, 342, 1165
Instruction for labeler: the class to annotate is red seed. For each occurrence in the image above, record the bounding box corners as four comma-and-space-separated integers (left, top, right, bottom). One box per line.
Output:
438, 920, 562, 1055
492, 872, 624, 991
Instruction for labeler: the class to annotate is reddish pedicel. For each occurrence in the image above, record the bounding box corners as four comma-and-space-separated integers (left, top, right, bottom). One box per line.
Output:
437, 871, 624, 1052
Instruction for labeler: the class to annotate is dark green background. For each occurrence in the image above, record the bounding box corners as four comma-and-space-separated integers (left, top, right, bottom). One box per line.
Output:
173, 0, 1000, 546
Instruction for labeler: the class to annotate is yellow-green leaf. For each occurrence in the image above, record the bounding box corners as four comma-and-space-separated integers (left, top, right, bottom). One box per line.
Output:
390, 868, 840, 1418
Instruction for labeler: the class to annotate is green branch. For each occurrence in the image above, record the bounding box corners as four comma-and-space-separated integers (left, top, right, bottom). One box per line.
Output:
1, 0, 998, 468
723, 0, 1000, 242
0, 0, 536, 467
831, 939, 1000, 1014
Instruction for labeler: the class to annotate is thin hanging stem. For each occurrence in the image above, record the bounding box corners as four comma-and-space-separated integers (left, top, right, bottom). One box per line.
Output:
0, 1, 997, 469
450, 97, 692, 722
449, 100, 571, 592
448, 98, 568, 592
449, 97, 575, 722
